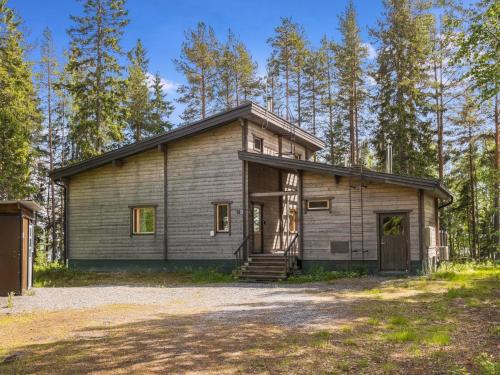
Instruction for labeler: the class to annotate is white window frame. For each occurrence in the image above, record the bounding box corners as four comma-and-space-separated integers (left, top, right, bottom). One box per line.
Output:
253, 135, 263, 153
307, 199, 330, 211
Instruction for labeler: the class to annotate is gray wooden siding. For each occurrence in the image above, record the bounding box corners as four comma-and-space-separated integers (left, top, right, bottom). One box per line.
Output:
166, 122, 243, 259
247, 122, 307, 159
68, 149, 165, 260
302, 172, 421, 261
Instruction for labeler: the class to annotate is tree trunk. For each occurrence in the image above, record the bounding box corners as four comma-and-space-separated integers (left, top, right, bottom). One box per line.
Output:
95, 0, 103, 154
468, 125, 477, 259
494, 94, 499, 256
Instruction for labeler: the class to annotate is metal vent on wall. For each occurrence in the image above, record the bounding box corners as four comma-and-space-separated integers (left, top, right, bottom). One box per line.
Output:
331, 241, 349, 254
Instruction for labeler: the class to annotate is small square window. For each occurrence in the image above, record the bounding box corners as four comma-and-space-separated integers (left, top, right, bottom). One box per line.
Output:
132, 207, 155, 234
253, 136, 263, 153
307, 199, 330, 211
216, 204, 230, 232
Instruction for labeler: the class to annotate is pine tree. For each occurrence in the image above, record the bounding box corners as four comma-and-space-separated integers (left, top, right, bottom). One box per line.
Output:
335, 1, 368, 164
38, 27, 60, 260
371, 0, 435, 176
0, 0, 41, 199
319, 36, 343, 164
174, 22, 218, 122
66, 0, 129, 159
267, 18, 307, 123
148, 72, 174, 134
124, 39, 150, 142
234, 40, 261, 104
303, 48, 327, 136
215, 30, 261, 110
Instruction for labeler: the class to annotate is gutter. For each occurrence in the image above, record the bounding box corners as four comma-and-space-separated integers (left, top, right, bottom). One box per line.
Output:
439, 194, 454, 209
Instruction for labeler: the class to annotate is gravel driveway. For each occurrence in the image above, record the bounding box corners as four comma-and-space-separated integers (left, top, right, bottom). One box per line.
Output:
0, 278, 387, 327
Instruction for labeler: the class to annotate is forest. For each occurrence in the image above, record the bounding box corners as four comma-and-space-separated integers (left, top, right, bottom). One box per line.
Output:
0, 0, 498, 263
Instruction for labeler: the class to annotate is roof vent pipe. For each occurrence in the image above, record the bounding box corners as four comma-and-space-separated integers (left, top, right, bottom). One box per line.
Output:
386, 139, 393, 174
266, 96, 274, 112
344, 154, 350, 168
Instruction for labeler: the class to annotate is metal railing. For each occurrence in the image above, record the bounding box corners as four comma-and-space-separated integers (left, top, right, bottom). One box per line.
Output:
233, 235, 251, 270
283, 233, 299, 274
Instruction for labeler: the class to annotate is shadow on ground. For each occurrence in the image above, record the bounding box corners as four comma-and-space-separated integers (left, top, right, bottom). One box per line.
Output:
1, 276, 498, 374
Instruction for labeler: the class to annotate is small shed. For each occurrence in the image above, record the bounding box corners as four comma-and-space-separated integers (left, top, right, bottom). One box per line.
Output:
0, 201, 41, 296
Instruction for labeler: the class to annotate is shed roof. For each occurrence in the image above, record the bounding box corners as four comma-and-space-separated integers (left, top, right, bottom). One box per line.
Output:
0, 200, 43, 212
238, 151, 453, 202
50, 102, 325, 180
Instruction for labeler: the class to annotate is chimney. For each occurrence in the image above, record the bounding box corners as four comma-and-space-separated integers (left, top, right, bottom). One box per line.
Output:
266, 96, 274, 112
386, 139, 393, 174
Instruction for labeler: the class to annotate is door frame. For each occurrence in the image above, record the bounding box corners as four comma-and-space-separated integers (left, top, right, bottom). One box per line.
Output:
376, 211, 411, 272
251, 202, 264, 254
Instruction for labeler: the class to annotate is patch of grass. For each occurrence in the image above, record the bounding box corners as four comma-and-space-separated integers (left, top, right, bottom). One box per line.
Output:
424, 330, 450, 346
34, 262, 233, 287
384, 328, 417, 343
311, 330, 332, 348
283, 266, 364, 283
190, 268, 233, 283
388, 315, 409, 326
6, 292, 14, 309
366, 317, 380, 326
381, 362, 397, 373
366, 288, 382, 294
340, 324, 353, 333
475, 353, 500, 375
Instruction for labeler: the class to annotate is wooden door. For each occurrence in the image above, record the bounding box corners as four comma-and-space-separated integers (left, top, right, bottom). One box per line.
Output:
252, 203, 263, 254
379, 213, 408, 271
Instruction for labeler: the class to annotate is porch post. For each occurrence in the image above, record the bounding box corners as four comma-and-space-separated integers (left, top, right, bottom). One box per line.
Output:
241, 118, 249, 259
298, 170, 304, 260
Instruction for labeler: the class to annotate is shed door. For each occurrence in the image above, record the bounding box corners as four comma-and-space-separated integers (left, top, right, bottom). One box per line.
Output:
379, 213, 408, 271
0, 215, 21, 296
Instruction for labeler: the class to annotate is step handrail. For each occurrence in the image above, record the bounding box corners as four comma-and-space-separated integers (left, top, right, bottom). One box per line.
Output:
234, 235, 251, 270
283, 233, 299, 274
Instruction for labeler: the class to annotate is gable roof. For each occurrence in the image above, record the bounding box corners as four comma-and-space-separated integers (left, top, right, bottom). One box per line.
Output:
50, 102, 326, 181
238, 151, 453, 202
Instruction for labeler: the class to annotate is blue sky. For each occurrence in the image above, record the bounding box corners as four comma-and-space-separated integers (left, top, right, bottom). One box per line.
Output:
11, 0, 383, 122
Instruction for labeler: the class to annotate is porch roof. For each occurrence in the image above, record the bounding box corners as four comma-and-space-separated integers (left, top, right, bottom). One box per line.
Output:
238, 151, 453, 203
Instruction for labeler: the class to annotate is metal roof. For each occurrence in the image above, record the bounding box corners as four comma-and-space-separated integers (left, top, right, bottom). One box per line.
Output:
0, 200, 43, 212
50, 102, 325, 180
238, 151, 453, 201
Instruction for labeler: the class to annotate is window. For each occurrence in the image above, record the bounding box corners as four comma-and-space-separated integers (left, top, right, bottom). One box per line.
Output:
307, 199, 330, 211
288, 209, 297, 233
216, 203, 230, 232
253, 135, 263, 153
131, 207, 155, 234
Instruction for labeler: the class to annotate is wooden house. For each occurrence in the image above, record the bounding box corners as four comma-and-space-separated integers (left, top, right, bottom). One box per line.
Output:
50, 102, 452, 280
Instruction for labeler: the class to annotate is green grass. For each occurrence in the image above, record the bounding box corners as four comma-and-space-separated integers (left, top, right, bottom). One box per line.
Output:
384, 328, 418, 342
283, 266, 365, 283
424, 330, 450, 346
388, 315, 409, 326
33, 262, 234, 287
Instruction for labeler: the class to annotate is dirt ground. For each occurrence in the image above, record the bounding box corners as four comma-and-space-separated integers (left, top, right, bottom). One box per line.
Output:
0, 269, 498, 374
